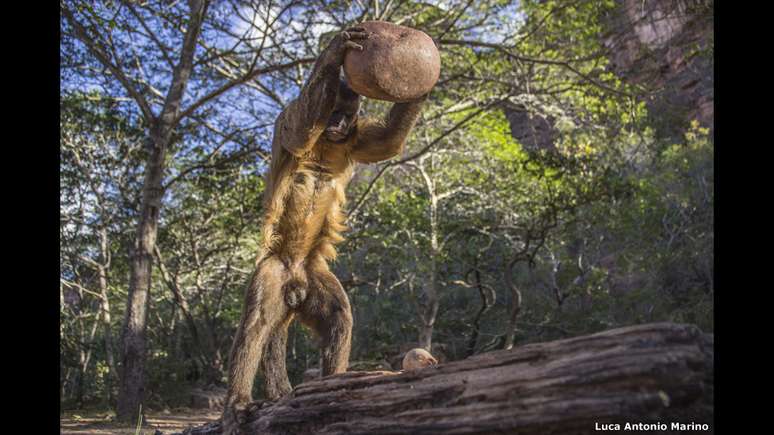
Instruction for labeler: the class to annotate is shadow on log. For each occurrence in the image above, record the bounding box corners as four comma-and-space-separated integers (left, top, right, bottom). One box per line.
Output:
180, 323, 713, 434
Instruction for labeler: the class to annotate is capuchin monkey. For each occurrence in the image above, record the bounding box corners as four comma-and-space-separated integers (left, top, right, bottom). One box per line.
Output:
221, 26, 427, 434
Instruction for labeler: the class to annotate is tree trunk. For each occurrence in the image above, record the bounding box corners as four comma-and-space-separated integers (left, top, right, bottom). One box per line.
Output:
98, 269, 116, 404
60, 349, 65, 399
156, 248, 205, 352
115, 0, 208, 422
62, 367, 73, 402
417, 255, 438, 351
117, 131, 167, 422
503, 258, 522, 350
60, 286, 67, 399
76, 315, 100, 407
418, 162, 440, 351
180, 322, 713, 435
156, 246, 223, 384
465, 268, 494, 357
100, 296, 116, 398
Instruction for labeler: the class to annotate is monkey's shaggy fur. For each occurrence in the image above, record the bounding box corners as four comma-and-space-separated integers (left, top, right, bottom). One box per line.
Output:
222, 27, 426, 435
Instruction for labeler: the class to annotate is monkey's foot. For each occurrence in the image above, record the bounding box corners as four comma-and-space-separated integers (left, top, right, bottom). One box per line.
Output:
220, 401, 251, 435
221, 400, 275, 434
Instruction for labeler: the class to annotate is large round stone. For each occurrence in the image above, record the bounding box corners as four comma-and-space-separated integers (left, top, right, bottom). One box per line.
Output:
344, 21, 440, 102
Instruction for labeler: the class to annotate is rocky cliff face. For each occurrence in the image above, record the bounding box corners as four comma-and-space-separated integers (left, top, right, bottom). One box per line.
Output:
505, 107, 558, 153
507, 0, 714, 151
602, 0, 713, 140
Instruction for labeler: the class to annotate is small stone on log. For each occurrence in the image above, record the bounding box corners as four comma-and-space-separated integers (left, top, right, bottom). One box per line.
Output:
402, 348, 439, 370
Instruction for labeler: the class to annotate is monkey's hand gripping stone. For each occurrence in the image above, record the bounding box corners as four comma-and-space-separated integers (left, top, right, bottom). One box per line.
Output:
344, 21, 440, 102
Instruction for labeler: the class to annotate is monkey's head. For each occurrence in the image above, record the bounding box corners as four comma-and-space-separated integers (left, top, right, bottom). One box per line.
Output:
324, 79, 362, 143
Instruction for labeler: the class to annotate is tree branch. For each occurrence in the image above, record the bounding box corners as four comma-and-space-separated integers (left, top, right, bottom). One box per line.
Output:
174, 56, 316, 124
61, 6, 155, 122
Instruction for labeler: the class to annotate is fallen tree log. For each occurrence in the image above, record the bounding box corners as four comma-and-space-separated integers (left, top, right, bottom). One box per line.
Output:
181, 322, 713, 434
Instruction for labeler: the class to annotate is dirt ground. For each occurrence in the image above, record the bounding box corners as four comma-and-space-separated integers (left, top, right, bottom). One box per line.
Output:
60, 408, 220, 435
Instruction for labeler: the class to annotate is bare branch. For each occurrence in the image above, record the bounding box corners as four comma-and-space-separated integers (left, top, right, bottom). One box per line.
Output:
61, 6, 155, 122
174, 56, 316, 124
438, 39, 633, 97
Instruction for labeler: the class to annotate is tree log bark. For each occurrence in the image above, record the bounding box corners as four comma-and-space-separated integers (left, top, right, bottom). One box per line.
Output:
180, 322, 713, 435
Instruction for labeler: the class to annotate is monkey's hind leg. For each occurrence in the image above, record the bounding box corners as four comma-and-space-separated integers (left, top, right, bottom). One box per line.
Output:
261, 314, 295, 401
299, 267, 353, 377
222, 256, 289, 435
258, 272, 309, 400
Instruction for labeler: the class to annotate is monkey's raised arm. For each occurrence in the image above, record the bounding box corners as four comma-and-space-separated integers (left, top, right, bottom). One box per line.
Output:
275, 28, 369, 157
349, 97, 425, 163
